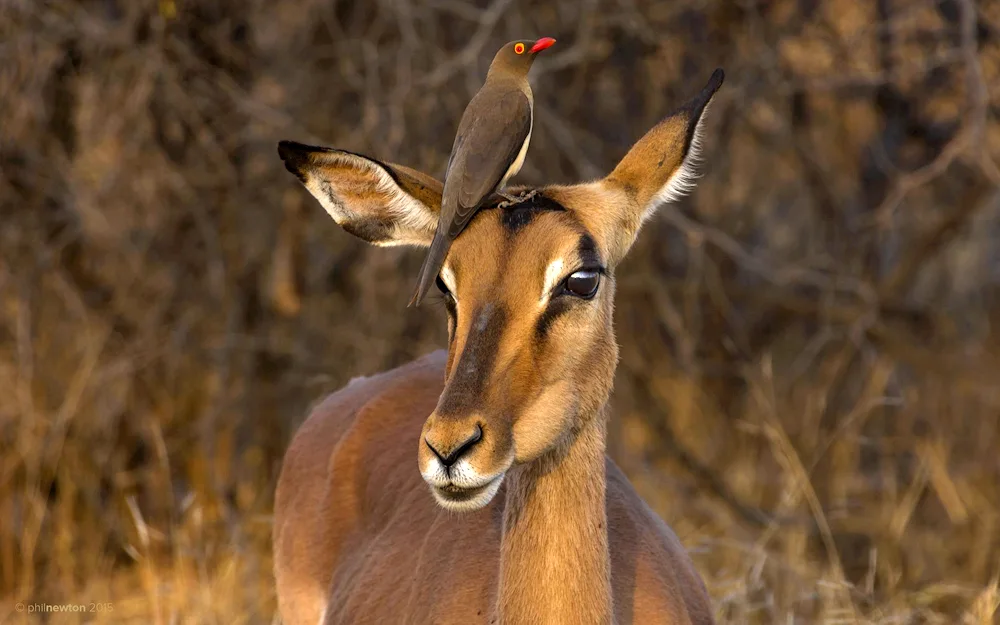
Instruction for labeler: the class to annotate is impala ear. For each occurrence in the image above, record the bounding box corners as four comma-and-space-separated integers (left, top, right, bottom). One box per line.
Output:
278, 141, 443, 247
553, 69, 724, 265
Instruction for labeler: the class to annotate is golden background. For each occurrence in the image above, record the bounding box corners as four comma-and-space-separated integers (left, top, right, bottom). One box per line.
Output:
2, 0, 999, 622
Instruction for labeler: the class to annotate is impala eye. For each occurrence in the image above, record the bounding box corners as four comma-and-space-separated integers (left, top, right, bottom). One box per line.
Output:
562, 270, 601, 299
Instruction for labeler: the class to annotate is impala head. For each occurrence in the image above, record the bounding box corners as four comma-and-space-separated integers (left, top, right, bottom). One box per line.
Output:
279, 69, 724, 512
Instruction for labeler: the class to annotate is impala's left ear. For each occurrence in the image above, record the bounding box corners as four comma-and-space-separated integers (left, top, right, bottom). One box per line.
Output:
278, 141, 443, 247
549, 69, 724, 265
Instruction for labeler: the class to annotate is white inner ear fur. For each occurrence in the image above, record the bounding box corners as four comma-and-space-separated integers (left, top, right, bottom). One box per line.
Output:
304, 152, 437, 248
640, 102, 711, 224
540, 258, 565, 307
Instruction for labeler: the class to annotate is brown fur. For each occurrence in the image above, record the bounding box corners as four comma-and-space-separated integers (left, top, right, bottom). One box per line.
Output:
274, 352, 713, 624
274, 70, 724, 624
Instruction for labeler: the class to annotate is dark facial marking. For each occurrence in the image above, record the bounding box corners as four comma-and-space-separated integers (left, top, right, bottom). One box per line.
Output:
577, 233, 603, 269
536, 296, 573, 342
438, 303, 509, 416
534, 233, 602, 341
500, 206, 536, 233
496, 192, 568, 233
434, 276, 458, 343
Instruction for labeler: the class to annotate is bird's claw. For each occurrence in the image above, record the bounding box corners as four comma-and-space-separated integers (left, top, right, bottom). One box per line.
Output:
496, 189, 538, 209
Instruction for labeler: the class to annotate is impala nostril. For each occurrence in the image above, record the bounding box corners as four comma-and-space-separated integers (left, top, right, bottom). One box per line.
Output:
425, 437, 448, 465
450, 424, 482, 463
469, 423, 483, 446
426, 424, 483, 468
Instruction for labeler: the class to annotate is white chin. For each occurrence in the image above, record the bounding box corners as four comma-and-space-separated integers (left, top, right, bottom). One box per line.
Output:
429, 474, 504, 512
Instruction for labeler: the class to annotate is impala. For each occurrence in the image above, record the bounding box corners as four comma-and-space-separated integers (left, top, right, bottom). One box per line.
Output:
273, 69, 724, 625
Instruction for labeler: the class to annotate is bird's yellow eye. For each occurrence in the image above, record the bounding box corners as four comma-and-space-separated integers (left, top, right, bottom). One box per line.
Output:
514, 43, 525, 54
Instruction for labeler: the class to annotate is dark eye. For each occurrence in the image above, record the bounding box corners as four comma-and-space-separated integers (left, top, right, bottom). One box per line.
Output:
562, 270, 601, 299
435, 275, 452, 298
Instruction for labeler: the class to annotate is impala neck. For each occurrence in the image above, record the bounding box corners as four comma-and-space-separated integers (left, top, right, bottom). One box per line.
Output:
496, 408, 613, 624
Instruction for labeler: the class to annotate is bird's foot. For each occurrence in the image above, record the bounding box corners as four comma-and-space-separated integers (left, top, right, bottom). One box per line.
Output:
496, 189, 538, 209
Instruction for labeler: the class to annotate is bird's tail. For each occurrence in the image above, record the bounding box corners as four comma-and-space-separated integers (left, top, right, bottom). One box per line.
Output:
409, 233, 451, 307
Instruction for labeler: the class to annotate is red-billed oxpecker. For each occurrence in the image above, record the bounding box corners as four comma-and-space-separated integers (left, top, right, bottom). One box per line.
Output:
409, 37, 557, 307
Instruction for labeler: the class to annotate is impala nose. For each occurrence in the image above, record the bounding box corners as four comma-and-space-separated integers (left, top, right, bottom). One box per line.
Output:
425, 424, 483, 468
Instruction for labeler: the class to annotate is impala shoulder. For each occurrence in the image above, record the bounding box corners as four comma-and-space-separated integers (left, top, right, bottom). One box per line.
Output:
310, 349, 447, 415
606, 460, 715, 624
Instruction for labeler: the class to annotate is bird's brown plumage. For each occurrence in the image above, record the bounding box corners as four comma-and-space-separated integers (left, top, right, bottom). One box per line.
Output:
410, 37, 555, 306
447, 89, 531, 236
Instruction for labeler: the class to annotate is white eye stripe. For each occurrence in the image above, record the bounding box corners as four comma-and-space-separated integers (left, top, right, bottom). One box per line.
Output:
540, 258, 565, 307
440, 265, 457, 298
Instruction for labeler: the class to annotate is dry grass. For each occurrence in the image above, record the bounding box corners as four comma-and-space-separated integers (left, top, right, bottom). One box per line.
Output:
2, 0, 999, 623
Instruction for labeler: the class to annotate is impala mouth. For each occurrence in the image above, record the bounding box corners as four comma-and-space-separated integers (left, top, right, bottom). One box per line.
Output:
430, 475, 504, 512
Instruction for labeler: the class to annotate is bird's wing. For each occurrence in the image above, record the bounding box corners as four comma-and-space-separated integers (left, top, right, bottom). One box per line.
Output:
446, 90, 532, 237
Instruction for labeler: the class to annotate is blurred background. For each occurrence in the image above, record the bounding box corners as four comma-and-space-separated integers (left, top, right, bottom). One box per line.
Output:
2, 0, 1000, 622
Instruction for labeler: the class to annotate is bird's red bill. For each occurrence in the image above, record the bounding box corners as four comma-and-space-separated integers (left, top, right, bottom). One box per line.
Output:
529, 37, 556, 53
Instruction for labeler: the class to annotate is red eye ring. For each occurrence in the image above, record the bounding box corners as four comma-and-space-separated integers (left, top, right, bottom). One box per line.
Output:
514, 43, 525, 54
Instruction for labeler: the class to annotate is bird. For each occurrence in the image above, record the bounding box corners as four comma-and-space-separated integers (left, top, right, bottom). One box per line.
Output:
409, 36, 557, 307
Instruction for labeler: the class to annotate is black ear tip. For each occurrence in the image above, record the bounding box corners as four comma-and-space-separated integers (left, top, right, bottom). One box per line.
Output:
277, 140, 306, 162
277, 140, 313, 180
705, 68, 725, 95
681, 68, 725, 118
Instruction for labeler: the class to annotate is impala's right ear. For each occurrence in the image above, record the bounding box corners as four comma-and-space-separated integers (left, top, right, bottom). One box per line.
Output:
278, 141, 443, 247
546, 69, 724, 266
